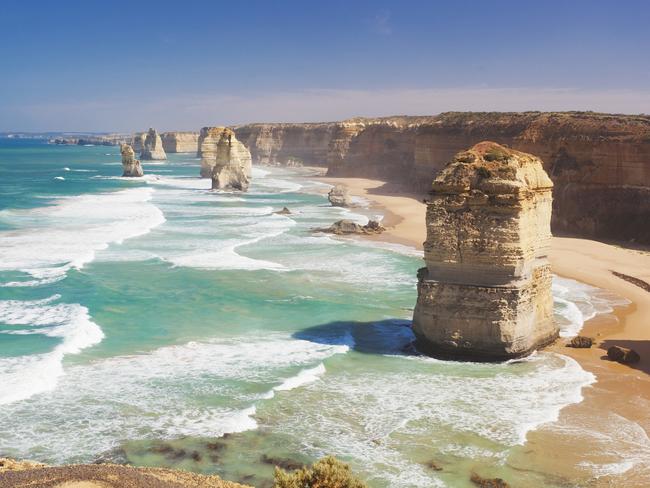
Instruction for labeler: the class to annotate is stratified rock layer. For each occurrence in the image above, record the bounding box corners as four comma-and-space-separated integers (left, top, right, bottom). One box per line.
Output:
120, 143, 144, 177
413, 142, 557, 360
161, 131, 199, 153
234, 123, 335, 166
140, 128, 167, 160
199, 127, 252, 190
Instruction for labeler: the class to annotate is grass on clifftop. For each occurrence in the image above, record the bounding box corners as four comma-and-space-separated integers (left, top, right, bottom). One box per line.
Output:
273, 456, 367, 488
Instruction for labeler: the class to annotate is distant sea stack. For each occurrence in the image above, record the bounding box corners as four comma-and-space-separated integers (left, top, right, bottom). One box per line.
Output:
161, 131, 199, 153
199, 127, 252, 190
140, 128, 167, 160
120, 143, 144, 177
412, 142, 557, 361
131, 132, 146, 153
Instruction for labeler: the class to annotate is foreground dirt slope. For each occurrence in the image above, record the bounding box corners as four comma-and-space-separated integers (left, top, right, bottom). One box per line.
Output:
0, 459, 251, 488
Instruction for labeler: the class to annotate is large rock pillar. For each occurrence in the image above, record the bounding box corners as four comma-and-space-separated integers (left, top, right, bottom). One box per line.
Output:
140, 128, 167, 160
413, 142, 557, 360
199, 127, 252, 191
120, 143, 144, 177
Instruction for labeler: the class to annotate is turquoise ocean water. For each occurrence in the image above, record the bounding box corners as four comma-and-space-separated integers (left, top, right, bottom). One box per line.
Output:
0, 139, 634, 487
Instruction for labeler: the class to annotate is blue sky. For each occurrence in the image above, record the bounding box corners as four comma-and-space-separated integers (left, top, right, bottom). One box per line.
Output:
1, 0, 648, 131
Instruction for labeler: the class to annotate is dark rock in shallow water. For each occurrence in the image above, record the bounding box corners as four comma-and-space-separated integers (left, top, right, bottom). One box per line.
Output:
205, 441, 227, 451
567, 336, 593, 348
607, 345, 640, 364
470, 473, 510, 488
260, 454, 304, 471
149, 443, 174, 455
425, 460, 443, 471
274, 207, 292, 215
191, 450, 202, 462
315, 219, 385, 235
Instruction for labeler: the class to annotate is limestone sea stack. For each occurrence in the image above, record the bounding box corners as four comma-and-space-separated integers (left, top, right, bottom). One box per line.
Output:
140, 128, 167, 160
199, 127, 252, 190
120, 143, 144, 177
131, 132, 146, 153
412, 142, 557, 361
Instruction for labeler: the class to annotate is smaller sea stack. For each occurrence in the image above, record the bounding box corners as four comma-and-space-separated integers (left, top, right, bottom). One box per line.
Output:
199, 127, 252, 191
120, 143, 144, 177
413, 142, 557, 361
140, 128, 167, 160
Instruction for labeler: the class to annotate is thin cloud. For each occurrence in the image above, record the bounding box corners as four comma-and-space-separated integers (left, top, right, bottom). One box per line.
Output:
7, 86, 650, 132
367, 9, 392, 35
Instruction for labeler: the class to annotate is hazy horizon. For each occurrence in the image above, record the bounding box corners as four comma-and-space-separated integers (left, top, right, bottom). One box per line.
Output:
2, 0, 649, 132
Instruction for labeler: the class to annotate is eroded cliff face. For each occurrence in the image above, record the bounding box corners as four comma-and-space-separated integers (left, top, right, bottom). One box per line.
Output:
237, 112, 650, 243
199, 127, 252, 190
234, 123, 336, 166
160, 132, 199, 153
140, 128, 167, 160
120, 143, 144, 177
413, 142, 557, 360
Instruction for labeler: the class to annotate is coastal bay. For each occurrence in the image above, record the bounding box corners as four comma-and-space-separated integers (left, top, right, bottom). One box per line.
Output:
313, 172, 650, 487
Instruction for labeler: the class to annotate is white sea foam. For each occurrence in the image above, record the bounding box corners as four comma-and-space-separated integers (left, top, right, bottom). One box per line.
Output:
0, 295, 104, 405
0, 187, 165, 285
54, 176, 65, 181
0, 334, 348, 462
268, 352, 593, 487
553, 276, 630, 337
274, 363, 326, 392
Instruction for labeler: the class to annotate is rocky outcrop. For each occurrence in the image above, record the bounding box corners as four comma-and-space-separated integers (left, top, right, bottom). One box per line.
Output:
567, 336, 593, 348
199, 127, 252, 190
328, 184, 351, 207
120, 143, 143, 177
161, 131, 199, 153
412, 142, 557, 360
315, 219, 385, 235
234, 123, 336, 166
607, 345, 640, 364
140, 128, 166, 160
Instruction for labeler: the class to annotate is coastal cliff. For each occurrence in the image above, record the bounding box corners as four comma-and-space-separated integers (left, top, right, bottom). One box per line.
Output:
234, 123, 336, 166
161, 131, 199, 153
235, 112, 650, 243
199, 127, 252, 190
140, 128, 167, 160
413, 142, 557, 360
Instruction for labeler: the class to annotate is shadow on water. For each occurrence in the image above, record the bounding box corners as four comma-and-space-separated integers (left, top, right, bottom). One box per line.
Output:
293, 318, 419, 356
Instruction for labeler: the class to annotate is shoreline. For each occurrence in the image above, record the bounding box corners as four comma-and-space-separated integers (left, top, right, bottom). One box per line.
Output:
313, 174, 650, 485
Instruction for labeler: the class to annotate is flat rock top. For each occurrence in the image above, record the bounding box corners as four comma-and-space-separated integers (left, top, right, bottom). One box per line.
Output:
431, 141, 553, 196
0, 461, 250, 488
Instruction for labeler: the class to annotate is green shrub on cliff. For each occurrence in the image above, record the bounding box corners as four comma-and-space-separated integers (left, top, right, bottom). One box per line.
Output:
273, 455, 367, 488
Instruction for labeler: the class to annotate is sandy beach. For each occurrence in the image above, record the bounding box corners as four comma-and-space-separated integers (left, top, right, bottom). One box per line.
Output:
316, 175, 650, 486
